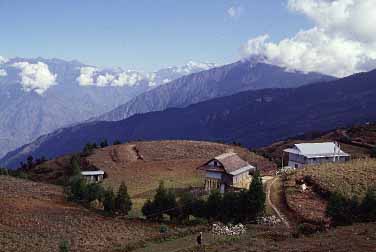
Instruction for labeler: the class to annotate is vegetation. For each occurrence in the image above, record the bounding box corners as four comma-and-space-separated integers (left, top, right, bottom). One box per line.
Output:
0, 167, 29, 179
290, 159, 376, 200
371, 146, 376, 158
142, 173, 266, 224
327, 188, 376, 226
59, 240, 70, 252
142, 181, 178, 221
115, 182, 132, 215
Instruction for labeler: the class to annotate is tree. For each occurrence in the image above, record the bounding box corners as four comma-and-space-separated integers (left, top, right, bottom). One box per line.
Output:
191, 198, 208, 219
103, 188, 116, 214
359, 188, 376, 222
113, 140, 122, 145
178, 191, 195, 221
26, 155, 34, 169
326, 192, 358, 226
142, 181, 178, 220
70, 155, 81, 176
85, 183, 105, 203
220, 191, 240, 223
247, 171, 266, 219
371, 146, 376, 158
142, 199, 154, 218
69, 176, 87, 201
206, 190, 222, 220
59, 240, 70, 252
100, 139, 109, 148
115, 182, 132, 215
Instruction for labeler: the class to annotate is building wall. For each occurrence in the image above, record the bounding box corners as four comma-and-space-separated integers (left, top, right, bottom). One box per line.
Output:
288, 154, 350, 168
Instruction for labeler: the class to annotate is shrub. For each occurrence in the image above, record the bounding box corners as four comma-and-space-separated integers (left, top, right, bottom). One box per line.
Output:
100, 139, 109, 148
113, 140, 122, 145
115, 182, 132, 215
178, 191, 195, 221
326, 192, 358, 226
159, 224, 168, 234
371, 147, 376, 158
59, 240, 70, 252
359, 188, 376, 222
68, 176, 87, 201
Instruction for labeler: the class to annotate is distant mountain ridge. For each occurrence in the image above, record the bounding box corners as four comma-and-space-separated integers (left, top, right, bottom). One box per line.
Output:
2, 68, 375, 169
97, 59, 335, 122
0, 57, 214, 158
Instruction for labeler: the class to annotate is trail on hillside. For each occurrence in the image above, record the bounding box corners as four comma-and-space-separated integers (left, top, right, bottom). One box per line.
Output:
266, 177, 291, 229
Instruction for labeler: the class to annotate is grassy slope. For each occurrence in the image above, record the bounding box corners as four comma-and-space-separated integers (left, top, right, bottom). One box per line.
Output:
284, 159, 376, 225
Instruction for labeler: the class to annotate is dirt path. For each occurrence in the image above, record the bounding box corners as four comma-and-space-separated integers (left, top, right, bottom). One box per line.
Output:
266, 176, 291, 229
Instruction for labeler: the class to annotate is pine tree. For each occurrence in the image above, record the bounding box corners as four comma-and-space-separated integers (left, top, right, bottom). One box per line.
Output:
103, 188, 116, 214
246, 171, 266, 219
115, 182, 132, 215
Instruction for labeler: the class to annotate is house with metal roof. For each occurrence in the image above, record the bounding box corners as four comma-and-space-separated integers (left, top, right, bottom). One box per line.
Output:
198, 152, 256, 193
283, 142, 350, 168
81, 170, 105, 183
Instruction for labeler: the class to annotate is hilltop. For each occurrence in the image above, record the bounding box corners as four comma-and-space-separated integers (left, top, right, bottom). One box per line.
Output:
26, 140, 276, 195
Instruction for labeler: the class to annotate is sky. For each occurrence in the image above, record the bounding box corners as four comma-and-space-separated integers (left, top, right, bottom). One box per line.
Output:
0, 0, 311, 71
1, 0, 376, 76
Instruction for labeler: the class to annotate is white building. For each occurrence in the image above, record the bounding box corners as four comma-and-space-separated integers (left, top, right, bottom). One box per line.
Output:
81, 170, 105, 183
283, 142, 350, 168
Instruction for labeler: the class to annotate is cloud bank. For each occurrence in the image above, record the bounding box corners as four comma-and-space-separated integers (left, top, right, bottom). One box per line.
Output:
77, 67, 147, 87
12, 62, 57, 95
0, 56, 8, 64
242, 0, 376, 77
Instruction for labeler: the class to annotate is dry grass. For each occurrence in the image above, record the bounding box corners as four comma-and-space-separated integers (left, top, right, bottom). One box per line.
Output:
293, 158, 376, 199
284, 158, 376, 225
0, 176, 164, 252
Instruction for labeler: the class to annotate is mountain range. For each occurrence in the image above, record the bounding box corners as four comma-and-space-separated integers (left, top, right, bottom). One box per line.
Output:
0, 58, 214, 158
97, 59, 334, 122
3, 68, 375, 169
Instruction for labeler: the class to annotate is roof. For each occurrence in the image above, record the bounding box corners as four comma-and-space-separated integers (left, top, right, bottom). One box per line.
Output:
81, 170, 105, 176
200, 152, 255, 175
283, 142, 350, 158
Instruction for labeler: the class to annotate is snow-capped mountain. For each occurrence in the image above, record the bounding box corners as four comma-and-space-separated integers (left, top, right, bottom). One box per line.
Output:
97, 59, 335, 122
0, 57, 215, 158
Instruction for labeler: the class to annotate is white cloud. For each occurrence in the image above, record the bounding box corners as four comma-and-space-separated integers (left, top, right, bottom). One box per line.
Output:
12, 62, 57, 94
77, 67, 146, 87
242, 0, 376, 77
77, 66, 97, 86
0, 69, 7, 77
0, 56, 8, 64
227, 6, 242, 18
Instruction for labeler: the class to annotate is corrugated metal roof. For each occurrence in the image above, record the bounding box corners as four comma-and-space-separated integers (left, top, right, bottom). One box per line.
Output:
284, 142, 350, 158
81, 170, 104, 176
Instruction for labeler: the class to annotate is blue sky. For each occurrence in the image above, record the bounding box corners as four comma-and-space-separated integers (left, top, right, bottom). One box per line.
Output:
1, 0, 312, 71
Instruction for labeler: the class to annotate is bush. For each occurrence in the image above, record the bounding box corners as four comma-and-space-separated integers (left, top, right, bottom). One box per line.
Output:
178, 191, 195, 221
359, 188, 376, 222
159, 224, 168, 234
68, 176, 87, 201
371, 147, 376, 158
115, 182, 132, 215
113, 140, 122, 145
59, 240, 70, 252
326, 192, 358, 226
100, 139, 109, 148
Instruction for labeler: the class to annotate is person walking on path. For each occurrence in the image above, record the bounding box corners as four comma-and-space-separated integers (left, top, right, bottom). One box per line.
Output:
196, 232, 204, 251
